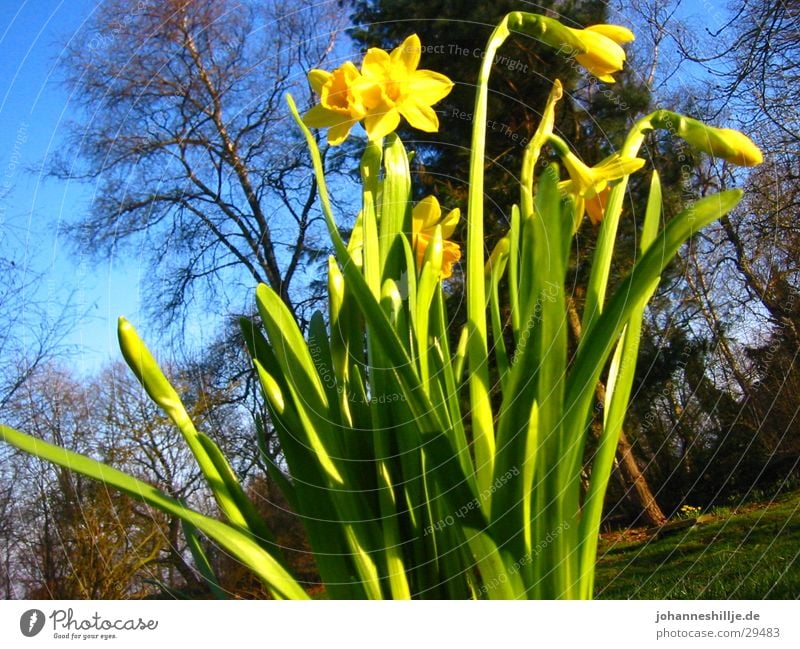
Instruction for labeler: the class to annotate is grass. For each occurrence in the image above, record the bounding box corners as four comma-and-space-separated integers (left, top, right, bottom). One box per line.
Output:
595, 490, 800, 599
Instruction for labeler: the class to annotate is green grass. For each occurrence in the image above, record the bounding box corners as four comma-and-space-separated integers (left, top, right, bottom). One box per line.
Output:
595, 490, 800, 599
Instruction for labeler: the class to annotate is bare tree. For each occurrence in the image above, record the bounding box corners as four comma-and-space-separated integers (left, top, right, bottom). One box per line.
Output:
0, 256, 72, 412
708, 0, 800, 149
1, 366, 167, 598
54, 0, 350, 330
0, 252, 74, 596
1, 360, 263, 598
611, 0, 800, 505
611, 0, 690, 93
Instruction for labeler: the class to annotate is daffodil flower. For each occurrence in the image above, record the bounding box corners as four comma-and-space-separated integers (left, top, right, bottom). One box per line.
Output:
412, 196, 461, 279
567, 24, 634, 83
560, 153, 644, 228
549, 134, 644, 229
303, 62, 368, 145
358, 34, 454, 141
303, 35, 454, 145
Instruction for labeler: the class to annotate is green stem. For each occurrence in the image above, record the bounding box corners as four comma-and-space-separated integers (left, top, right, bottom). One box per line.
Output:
466, 16, 512, 502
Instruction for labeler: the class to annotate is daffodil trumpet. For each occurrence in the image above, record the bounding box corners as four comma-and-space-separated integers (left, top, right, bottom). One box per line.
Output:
547, 133, 646, 229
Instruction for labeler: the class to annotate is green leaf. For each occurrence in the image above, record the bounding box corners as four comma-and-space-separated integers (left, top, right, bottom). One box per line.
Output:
487, 237, 511, 393
562, 189, 744, 553
491, 165, 570, 586
465, 529, 523, 599
243, 319, 366, 598
381, 133, 412, 280
118, 317, 272, 547
0, 425, 307, 600
182, 521, 228, 600
576, 170, 663, 597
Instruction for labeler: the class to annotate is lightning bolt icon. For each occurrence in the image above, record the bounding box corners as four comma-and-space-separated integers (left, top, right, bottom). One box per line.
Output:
28, 611, 38, 633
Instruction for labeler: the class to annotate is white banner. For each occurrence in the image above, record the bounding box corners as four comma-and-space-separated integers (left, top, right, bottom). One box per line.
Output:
1, 600, 798, 648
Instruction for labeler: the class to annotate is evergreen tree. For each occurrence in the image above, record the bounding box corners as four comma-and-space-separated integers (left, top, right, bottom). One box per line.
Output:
348, 1, 670, 525
349, 0, 649, 235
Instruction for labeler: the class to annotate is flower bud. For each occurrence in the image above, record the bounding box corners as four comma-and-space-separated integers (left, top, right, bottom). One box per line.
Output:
651, 111, 763, 167
530, 16, 634, 83
680, 117, 762, 166
117, 317, 181, 415
328, 256, 345, 322
485, 237, 510, 277
380, 278, 403, 324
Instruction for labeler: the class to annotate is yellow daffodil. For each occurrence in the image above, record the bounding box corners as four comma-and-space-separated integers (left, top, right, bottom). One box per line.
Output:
359, 34, 454, 141
568, 24, 634, 83
303, 62, 368, 145
561, 153, 645, 227
550, 135, 644, 228
412, 196, 461, 279
303, 35, 454, 145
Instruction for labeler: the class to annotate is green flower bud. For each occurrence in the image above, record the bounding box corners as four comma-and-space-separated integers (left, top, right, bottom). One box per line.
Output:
117, 317, 182, 416
651, 111, 763, 166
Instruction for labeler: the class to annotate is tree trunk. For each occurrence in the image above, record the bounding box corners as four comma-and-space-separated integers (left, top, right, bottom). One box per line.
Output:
616, 434, 667, 525
594, 381, 667, 526
567, 298, 667, 527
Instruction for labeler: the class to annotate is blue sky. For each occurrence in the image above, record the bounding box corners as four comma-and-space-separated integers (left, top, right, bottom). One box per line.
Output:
1, 1, 158, 373
0, 0, 736, 376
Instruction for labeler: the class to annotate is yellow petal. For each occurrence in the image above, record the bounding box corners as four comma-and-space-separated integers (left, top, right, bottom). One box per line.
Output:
308, 69, 331, 95
581, 27, 627, 64
361, 47, 392, 78
391, 34, 421, 73
586, 24, 635, 44
327, 120, 356, 146
412, 196, 442, 231
413, 230, 430, 269
592, 154, 646, 180
441, 239, 461, 279
399, 98, 440, 132
560, 152, 596, 192
408, 70, 455, 104
571, 27, 626, 80
412, 199, 460, 279
585, 186, 610, 226
350, 76, 384, 111
363, 106, 401, 141
575, 57, 618, 82
440, 207, 460, 239
302, 104, 343, 128
321, 61, 363, 114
